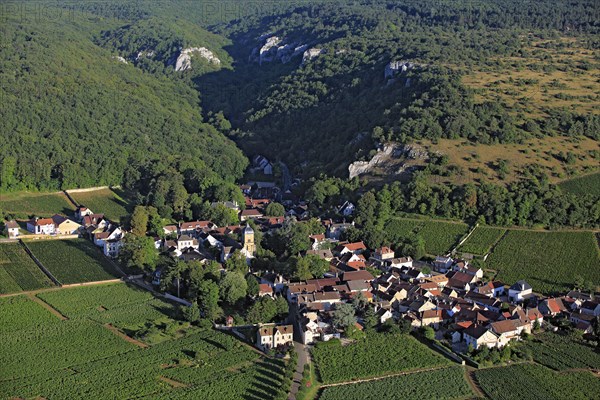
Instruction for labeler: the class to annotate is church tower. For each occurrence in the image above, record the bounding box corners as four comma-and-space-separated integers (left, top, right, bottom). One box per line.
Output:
243, 224, 255, 255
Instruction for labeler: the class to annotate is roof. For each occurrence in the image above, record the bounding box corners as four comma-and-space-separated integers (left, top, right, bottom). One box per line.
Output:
241, 209, 263, 217
510, 280, 532, 291
342, 270, 374, 282
464, 325, 495, 340
29, 217, 54, 226
490, 320, 522, 334
4, 220, 19, 229
244, 224, 254, 234
180, 220, 213, 230
343, 241, 366, 251
259, 283, 273, 293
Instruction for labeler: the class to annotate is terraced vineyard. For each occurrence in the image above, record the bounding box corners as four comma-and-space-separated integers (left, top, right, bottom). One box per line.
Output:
319, 367, 473, 400
0, 243, 54, 293
26, 239, 122, 284
486, 230, 600, 294
0, 285, 289, 399
459, 226, 506, 255
311, 332, 451, 384
69, 188, 131, 222
475, 363, 600, 400
386, 217, 469, 255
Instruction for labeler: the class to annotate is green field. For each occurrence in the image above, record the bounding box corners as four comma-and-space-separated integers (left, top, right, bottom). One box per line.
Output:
559, 172, 600, 197
319, 367, 473, 400
459, 226, 506, 255
0, 243, 54, 293
69, 188, 131, 222
518, 331, 600, 371
0, 285, 289, 399
26, 239, 122, 284
475, 363, 600, 400
311, 332, 451, 384
386, 217, 469, 255
486, 230, 600, 294
0, 191, 75, 217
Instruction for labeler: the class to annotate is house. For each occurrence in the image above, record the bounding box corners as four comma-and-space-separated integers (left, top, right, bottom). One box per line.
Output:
335, 242, 366, 255
258, 283, 274, 297
256, 324, 293, 350
300, 313, 320, 344
477, 281, 505, 298
179, 221, 215, 236
74, 206, 93, 221
490, 319, 530, 347
261, 272, 287, 293
163, 225, 178, 236
3, 220, 20, 238
539, 297, 568, 317
341, 270, 374, 283
82, 214, 106, 229
421, 309, 443, 328
508, 280, 533, 303
27, 218, 55, 235
309, 234, 326, 250
376, 308, 393, 324
253, 155, 273, 175
240, 209, 263, 221
306, 249, 334, 261
52, 214, 81, 235
287, 283, 318, 303
580, 300, 600, 316
325, 221, 354, 240
433, 256, 453, 273
463, 325, 499, 350
104, 239, 123, 258
211, 201, 240, 212
387, 257, 413, 269
177, 235, 198, 252
337, 201, 355, 216
373, 246, 395, 262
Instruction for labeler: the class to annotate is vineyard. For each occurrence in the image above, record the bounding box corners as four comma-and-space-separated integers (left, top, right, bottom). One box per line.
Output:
311, 332, 451, 384
518, 331, 600, 371
475, 363, 600, 400
0, 243, 54, 293
0, 191, 75, 217
459, 226, 506, 255
319, 367, 473, 400
26, 239, 122, 284
0, 285, 289, 399
558, 172, 600, 197
70, 188, 131, 222
386, 217, 469, 255
485, 230, 600, 294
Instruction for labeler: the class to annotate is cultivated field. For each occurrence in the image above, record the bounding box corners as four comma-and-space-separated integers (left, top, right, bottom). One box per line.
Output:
386, 217, 469, 255
475, 363, 600, 400
311, 332, 451, 384
459, 226, 506, 255
485, 230, 600, 294
319, 367, 473, 400
0, 285, 288, 399
518, 331, 600, 371
559, 171, 600, 197
0, 242, 54, 293
26, 239, 122, 284
69, 188, 131, 222
0, 191, 75, 217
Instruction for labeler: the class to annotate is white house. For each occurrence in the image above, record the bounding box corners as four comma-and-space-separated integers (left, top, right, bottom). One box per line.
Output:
256, 324, 293, 350
4, 220, 20, 238
508, 280, 533, 303
433, 256, 453, 273
103, 239, 123, 258
463, 325, 499, 350
27, 218, 55, 235
337, 201, 355, 216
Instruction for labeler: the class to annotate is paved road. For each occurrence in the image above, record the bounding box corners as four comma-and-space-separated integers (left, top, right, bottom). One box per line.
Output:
288, 341, 309, 400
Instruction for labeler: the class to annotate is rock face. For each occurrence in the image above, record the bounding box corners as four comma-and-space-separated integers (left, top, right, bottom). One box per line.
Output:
348, 143, 429, 179
302, 48, 325, 65
384, 60, 417, 79
250, 36, 309, 64
113, 56, 128, 64
175, 47, 220, 71
348, 144, 397, 179
136, 50, 155, 61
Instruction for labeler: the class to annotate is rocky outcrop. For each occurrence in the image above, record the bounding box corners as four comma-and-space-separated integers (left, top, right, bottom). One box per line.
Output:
250, 36, 310, 64
136, 50, 155, 61
348, 144, 397, 179
113, 56, 128, 64
384, 60, 418, 79
302, 48, 325, 65
175, 47, 220, 71
348, 143, 429, 178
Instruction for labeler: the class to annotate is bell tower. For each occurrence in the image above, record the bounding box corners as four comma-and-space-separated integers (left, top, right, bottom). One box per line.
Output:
243, 224, 255, 255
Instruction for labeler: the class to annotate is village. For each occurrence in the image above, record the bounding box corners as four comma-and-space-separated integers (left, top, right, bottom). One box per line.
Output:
2, 154, 599, 363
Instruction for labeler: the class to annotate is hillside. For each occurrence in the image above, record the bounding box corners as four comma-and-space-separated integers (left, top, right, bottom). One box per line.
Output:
0, 5, 246, 193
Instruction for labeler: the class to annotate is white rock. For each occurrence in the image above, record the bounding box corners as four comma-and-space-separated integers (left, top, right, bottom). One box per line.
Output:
302, 48, 325, 65
113, 56, 129, 64
175, 47, 220, 71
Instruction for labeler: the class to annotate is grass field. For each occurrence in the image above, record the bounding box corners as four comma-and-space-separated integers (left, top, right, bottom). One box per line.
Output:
485, 230, 600, 294
69, 188, 131, 222
26, 239, 122, 284
459, 226, 506, 255
475, 363, 600, 400
0, 191, 75, 217
319, 367, 473, 400
386, 217, 469, 255
559, 172, 600, 197
0, 285, 289, 399
311, 332, 451, 384
0, 243, 54, 293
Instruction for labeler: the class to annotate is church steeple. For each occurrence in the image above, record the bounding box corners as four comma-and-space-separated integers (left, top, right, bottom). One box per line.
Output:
243, 224, 255, 255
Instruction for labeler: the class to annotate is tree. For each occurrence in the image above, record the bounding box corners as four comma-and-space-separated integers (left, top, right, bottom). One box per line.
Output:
130, 206, 149, 236
146, 206, 163, 236
352, 292, 368, 311
219, 272, 247, 304
305, 254, 329, 278
292, 256, 313, 281
225, 251, 248, 274
356, 192, 377, 226
197, 280, 221, 320
362, 306, 377, 330
265, 202, 285, 216
332, 302, 356, 328
119, 234, 158, 271
246, 274, 260, 297
274, 295, 288, 318
422, 326, 435, 340
247, 296, 277, 323
182, 304, 200, 323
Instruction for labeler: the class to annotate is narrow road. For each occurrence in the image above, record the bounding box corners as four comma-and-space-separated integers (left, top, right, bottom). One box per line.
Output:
319, 365, 449, 388
27, 293, 68, 320
464, 367, 485, 398
288, 342, 309, 400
